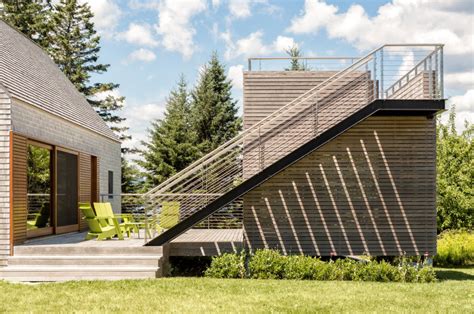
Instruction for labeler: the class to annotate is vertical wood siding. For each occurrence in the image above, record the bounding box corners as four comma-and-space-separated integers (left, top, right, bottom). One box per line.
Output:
78, 153, 92, 230
11, 133, 27, 245
0, 87, 11, 264
243, 116, 437, 256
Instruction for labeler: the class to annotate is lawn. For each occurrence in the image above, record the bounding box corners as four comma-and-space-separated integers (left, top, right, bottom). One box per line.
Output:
0, 268, 472, 313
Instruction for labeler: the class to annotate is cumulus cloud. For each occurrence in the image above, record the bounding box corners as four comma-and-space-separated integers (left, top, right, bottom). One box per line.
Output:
228, 65, 244, 90
441, 89, 474, 131
128, 48, 157, 62
223, 30, 297, 59
81, 0, 122, 34
287, 0, 473, 56
117, 23, 158, 47
154, 0, 207, 59
229, 0, 252, 19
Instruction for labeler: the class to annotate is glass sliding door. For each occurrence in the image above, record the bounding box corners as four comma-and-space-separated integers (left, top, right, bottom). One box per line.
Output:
26, 143, 53, 238
55, 149, 78, 233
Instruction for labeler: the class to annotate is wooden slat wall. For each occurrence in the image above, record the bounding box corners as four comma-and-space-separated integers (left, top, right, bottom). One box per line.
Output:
78, 153, 92, 230
11, 133, 27, 245
389, 71, 437, 99
243, 71, 375, 179
243, 116, 437, 256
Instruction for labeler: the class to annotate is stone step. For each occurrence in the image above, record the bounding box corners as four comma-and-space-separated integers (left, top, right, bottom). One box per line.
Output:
0, 265, 162, 282
8, 255, 162, 267
14, 245, 163, 256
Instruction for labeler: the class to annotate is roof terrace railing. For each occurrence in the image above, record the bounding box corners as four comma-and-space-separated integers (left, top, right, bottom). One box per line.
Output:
248, 56, 360, 72
139, 44, 443, 244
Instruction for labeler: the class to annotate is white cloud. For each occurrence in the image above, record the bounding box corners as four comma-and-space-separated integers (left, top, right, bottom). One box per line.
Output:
154, 0, 207, 59
223, 30, 296, 59
81, 0, 122, 34
229, 0, 251, 19
117, 23, 158, 47
228, 65, 244, 90
128, 48, 157, 62
287, 0, 474, 56
441, 89, 474, 132
445, 72, 474, 91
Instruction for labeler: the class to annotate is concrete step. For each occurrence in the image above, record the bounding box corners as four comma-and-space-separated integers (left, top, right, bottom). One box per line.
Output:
0, 265, 161, 282
8, 255, 162, 267
14, 245, 163, 256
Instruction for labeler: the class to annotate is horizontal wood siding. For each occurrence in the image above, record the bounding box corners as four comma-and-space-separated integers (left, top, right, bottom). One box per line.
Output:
389, 71, 437, 99
243, 116, 436, 256
243, 71, 375, 179
11, 133, 27, 245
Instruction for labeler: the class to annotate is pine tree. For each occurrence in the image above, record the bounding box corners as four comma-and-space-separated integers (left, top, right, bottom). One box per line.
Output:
0, 0, 52, 47
191, 52, 242, 153
48, 0, 128, 142
285, 44, 308, 71
138, 76, 200, 188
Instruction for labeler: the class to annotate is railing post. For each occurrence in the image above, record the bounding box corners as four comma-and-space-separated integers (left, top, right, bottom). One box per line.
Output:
248, 59, 252, 71
373, 53, 377, 99
380, 49, 384, 99
439, 47, 444, 99
258, 127, 264, 171
428, 55, 433, 98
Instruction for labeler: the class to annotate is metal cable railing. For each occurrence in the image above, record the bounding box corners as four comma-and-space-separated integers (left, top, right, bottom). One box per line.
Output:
139, 44, 443, 243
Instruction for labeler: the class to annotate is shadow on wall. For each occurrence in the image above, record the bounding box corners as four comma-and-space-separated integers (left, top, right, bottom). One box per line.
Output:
244, 118, 436, 257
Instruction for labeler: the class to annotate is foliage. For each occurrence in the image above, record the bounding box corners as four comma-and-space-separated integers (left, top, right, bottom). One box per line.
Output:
285, 44, 309, 71
206, 249, 437, 283
434, 230, 474, 267
436, 107, 474, 232
0, 0, 52, 47
204, 253, 246, 278
191, 52, 242, 153
27, 145, 51, 193
121, 158, 142, 193
138, 76, 200, 188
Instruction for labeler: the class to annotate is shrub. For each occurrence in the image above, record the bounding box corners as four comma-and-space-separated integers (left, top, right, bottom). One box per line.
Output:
204, 252, 246, 279
434, 230, 474, 267
248, 249, 286, 279
205, 249, 437, 282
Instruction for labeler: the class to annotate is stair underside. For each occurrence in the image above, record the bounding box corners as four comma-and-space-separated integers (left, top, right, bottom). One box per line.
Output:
146, 99, 445, 246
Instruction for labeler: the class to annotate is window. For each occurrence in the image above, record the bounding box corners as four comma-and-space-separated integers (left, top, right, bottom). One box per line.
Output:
108, 171, 114, 199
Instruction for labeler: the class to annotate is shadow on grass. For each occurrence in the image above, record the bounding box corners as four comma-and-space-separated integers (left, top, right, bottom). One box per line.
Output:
436, 267, 474, 281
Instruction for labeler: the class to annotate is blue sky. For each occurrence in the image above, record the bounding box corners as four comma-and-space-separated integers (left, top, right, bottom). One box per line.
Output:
84, 0, 474, 157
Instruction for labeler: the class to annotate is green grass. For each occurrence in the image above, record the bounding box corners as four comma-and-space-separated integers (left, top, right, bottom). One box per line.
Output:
0, 268, 472, 313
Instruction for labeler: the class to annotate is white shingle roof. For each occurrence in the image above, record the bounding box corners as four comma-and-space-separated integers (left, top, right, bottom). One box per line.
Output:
0, 20, 119, 142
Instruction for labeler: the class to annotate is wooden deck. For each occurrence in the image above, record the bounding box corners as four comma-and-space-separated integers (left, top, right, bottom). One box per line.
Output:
16, 229, 243, 257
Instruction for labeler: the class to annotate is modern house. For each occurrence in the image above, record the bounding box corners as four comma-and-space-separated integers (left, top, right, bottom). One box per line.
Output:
0, 20, 445, 281
0, 21, 121, 267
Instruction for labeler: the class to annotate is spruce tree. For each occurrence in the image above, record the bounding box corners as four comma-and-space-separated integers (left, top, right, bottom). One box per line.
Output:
191, 52, 242, 153
48, 0, 128, 141
121, 158, 142, 193
138, 76, 199, 188
0, 0, 52, 47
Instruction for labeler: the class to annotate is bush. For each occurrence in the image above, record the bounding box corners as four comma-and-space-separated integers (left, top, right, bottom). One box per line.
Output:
434, 230, 474, 267
204, 252, 246, 279
205, 249, 437, 282
248, 249, 286, 279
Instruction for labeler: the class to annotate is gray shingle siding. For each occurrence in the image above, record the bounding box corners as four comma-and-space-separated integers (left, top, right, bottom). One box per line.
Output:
0, 85, 12, 266
0, 20, 119, 142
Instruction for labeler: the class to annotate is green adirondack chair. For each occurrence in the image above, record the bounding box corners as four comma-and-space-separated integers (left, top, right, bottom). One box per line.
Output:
94, 202, 137, 237
79, 203, 123, 240
155, 201, 180, 234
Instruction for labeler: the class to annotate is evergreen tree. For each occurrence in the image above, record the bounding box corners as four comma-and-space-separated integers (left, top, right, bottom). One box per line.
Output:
436, 106, 473, 232
285, 44, 309, 71
191, 52, 242, 153
0, 0, 52, 47
121, 158, 142, 193
48, 0, 128, 141
138, 76, 199, 188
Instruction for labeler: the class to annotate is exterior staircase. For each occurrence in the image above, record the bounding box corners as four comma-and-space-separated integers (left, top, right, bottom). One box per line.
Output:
142, 44, 444, 247
0, 245, 164, 282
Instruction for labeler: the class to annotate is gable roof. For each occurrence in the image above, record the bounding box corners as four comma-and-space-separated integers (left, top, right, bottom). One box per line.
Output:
0, 20, 119, 142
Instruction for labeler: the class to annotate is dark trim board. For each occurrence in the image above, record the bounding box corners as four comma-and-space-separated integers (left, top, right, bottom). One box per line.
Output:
146, 99, 445, 246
